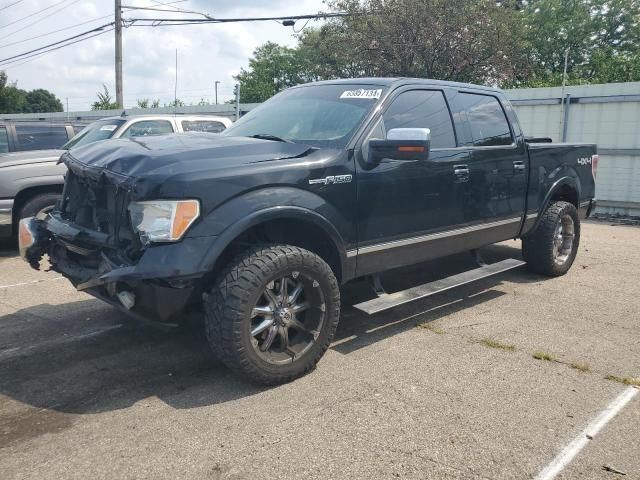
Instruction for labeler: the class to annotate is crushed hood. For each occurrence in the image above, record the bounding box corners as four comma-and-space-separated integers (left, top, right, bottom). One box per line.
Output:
62, 132, 313, 189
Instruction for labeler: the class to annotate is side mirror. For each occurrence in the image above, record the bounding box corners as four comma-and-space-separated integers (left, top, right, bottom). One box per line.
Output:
367, 128, 431, 165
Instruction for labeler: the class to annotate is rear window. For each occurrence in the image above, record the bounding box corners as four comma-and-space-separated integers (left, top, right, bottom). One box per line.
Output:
0, 127, 8, 153
14, 125, 69, 151
121, 120, 174, 138
182, 120, 226, 133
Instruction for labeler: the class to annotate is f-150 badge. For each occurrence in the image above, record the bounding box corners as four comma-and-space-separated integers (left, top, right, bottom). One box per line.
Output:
309, 175, 353, 185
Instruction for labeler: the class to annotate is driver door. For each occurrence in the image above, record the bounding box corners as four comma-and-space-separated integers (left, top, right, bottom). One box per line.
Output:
355, 88, 473, 276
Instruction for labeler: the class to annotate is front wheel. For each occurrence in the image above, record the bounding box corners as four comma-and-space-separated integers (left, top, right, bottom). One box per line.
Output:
19, 193, 60, 220
204, 245, 341, 385
522, 201, 581, 277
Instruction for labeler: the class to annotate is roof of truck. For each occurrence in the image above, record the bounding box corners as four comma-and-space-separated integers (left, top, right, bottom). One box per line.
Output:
295, 77, 502, 93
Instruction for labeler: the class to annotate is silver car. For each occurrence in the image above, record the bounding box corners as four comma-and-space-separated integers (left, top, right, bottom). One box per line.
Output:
0, 114, 232, 240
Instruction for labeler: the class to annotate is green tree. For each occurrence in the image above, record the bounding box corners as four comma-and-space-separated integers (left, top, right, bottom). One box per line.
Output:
92, 84, 119, 110
234, 42, 310, 102
0, 71, 63, 113
136, 98, 150, 108
165, 98, 184, 107
23, 89, 63, 113
513, 0, 640, 86
315, 0, 528, 84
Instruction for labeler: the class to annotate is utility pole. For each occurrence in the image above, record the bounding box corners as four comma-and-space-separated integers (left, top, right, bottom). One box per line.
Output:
234, 83, 240, 120
115, 0, 123, 109
215, 80, 220, 105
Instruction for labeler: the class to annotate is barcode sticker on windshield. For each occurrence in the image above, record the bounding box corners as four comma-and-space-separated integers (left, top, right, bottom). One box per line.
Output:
340, 89, 383, 100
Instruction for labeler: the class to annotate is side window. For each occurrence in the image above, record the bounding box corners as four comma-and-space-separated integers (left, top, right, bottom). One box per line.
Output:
14, 125, 68, 151
382, 90, 457, 149
459, 93, 513, 146
181, 120, 226, 133
121, 120, 174, 138
0, 127, 9, 153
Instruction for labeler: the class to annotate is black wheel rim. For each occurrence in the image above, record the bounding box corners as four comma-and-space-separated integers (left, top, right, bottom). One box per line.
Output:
249, 271, 325, 365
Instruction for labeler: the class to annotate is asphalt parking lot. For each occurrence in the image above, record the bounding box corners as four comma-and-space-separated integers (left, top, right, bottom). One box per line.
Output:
0, 220, 638, 479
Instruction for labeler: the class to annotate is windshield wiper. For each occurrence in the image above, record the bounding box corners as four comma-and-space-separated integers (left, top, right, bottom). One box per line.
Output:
248, 134, 292, 143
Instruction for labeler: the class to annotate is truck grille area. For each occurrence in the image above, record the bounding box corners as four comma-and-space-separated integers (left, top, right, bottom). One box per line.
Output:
59, 170, 142, 259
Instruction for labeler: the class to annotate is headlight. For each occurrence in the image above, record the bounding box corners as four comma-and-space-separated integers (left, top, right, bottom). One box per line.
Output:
129, 200, 200, 243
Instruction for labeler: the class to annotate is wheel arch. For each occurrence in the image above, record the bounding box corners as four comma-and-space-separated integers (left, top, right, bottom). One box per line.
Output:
198, 206, 351, 284
12, 183, 63, 224
530, 177, 580, 232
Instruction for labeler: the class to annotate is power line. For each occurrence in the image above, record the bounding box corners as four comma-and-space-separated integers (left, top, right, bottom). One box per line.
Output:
123, 11, 352, 27
0, 0, 84, 42
0, 0, 26, 12
0, 14, 113, 50
0, 26, 115, 67
122, 5, 213, 19
0, 23, 115, 65
0, 0, 71, 29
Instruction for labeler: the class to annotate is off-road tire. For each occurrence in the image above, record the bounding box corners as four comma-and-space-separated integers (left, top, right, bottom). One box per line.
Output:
204, 244, 341, 385
19, 193, 60, 220
522, 201, 580, 277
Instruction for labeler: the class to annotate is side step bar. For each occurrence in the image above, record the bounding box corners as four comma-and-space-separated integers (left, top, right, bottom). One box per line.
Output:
353, 258, 526, 315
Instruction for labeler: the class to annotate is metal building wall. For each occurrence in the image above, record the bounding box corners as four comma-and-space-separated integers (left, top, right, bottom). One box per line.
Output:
505, 82, 640, 217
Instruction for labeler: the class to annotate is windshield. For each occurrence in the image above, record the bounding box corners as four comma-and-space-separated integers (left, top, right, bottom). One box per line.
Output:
222, 84, 386, 148
62, 118, 126, 149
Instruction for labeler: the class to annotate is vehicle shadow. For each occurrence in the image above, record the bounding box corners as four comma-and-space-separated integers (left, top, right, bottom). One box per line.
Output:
0, 243, 542, 418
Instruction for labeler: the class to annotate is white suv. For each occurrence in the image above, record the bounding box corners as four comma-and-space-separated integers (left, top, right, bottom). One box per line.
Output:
0, 114, 233, 240
63, 114, 233, 150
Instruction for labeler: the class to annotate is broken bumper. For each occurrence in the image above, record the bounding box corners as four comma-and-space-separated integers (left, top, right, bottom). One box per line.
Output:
20, 215, 216, 324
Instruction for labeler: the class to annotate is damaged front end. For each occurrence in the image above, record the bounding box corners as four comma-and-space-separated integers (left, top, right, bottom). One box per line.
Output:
20, 159, 207, 327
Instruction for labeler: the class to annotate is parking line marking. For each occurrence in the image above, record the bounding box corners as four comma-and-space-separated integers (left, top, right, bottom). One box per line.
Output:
0, 277, 64, 289
534, 386, 639, 480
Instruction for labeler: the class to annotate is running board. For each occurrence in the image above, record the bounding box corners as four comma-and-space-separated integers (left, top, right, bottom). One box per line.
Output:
353, 258, 526, 315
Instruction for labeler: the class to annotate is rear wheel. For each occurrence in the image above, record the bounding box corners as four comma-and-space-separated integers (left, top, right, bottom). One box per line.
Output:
204, 244, 341, 385
522, 201, 580, 277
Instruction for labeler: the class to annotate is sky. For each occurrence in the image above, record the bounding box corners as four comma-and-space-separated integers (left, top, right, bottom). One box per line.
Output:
0, 0, 328, 110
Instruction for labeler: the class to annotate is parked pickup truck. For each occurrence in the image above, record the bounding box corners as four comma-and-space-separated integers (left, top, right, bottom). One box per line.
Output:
19, 79, 597, 385
0, 114, 232, 240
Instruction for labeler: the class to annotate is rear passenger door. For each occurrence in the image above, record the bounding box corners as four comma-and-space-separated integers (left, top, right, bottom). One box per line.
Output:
454, 92, 527, 236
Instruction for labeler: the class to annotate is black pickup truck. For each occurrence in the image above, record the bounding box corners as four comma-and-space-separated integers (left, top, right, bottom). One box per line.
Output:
19, 78, 597, 384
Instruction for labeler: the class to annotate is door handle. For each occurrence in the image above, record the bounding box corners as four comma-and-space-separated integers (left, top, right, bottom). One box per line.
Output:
513, 161, 526, 173
453, 164, 469, 183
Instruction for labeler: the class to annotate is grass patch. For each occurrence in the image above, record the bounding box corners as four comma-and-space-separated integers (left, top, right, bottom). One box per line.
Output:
605, 375, 640, 386
532, 350, 556, 362
416, 323, 445, 334
479, 338, 516, 351
570, 362, 591, 372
